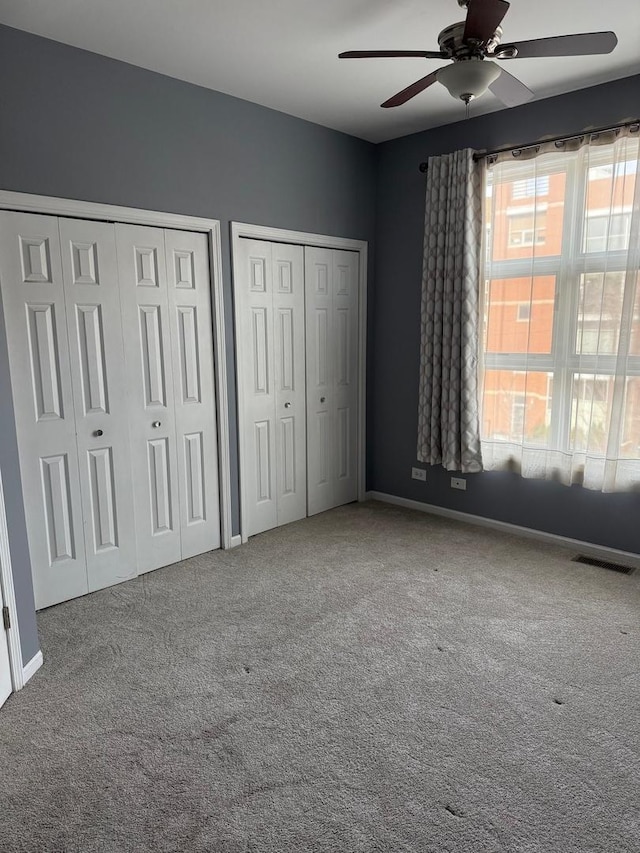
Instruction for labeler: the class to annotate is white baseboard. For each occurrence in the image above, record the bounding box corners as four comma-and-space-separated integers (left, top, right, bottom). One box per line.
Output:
366, 491, 640, 570
22, 650, 43, 686
228, 534, 243, 549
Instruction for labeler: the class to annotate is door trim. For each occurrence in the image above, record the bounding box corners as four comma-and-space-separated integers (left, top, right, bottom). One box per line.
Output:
231, 222, 368, 544
0, 190, 233, 550
0, 466, 25, 692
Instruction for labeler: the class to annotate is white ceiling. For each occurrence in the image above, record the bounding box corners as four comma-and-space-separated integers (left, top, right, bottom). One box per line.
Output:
1, 0, 639, 143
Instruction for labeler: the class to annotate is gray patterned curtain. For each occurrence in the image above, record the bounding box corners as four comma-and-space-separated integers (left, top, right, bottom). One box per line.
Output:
417, 148, 484, 473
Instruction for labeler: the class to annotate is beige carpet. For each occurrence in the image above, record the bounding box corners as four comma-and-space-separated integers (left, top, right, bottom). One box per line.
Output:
1, 500, 639, 852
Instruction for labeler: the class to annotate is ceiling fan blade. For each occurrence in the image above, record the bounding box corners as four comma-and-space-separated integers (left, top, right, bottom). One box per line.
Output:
489, 67, 535, 107
339, 50, 446, 59
495, 31, 618, 59
464, 0, 510, 45
381, 70, 441, 108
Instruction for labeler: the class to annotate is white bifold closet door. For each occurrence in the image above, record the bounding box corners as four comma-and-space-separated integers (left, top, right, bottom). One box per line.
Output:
305, 248, 359, 516
236, 239, 307, 536
235, 238, 359, 537
0, 213, 220, 609
116, 225, 220, 573
0, 212, 136, 608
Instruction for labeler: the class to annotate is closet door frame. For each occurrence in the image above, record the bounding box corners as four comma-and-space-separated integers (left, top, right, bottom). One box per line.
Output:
0, 467, 24, 692
0, 190, 234, 553
231, 222, 368, 544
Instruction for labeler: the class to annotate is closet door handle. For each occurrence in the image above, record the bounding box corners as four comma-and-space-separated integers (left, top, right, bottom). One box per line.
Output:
93, 429, 103, 437
284, 402, 291, 409
320, 396, 326, 403
152, 421, 162, 428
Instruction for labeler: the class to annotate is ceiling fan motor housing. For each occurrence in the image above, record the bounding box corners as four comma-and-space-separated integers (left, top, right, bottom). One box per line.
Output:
438, 21, 503, 58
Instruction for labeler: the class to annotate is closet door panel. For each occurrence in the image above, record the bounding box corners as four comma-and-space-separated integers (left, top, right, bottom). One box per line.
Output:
332, 250, 359, 507
165, 229, 220, 558
115, 224, 182, 572
59, 218, 137, 592
305, 247, 359, 516
237, 239, 277, 535
0, 212, 88, 608
272, 243, 306, 526
305, 247, 334, 516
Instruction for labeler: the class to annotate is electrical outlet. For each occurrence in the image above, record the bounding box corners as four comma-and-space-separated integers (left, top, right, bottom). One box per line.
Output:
451, 477, 467, 491
411, 467, 427, 481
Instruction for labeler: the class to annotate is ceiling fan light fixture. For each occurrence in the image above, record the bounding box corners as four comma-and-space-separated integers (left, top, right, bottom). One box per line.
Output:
436, 58, 501, 102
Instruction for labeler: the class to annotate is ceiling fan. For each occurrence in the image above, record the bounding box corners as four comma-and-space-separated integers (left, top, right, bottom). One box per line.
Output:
338, 0, 617, 109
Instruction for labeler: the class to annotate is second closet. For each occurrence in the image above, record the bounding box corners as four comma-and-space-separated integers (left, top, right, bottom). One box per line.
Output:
235, 238, 361, 538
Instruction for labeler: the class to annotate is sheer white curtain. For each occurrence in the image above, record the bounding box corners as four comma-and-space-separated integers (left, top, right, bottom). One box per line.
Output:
480, 126, 640, 492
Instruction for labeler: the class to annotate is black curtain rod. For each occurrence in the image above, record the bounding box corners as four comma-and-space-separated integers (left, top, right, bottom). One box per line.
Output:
418, 118, 640, 172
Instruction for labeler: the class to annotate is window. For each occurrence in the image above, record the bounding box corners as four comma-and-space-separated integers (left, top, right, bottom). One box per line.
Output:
584, 212, 632, 253
482, 369, 553, 445
512, 176, 550, 199
481, 136, 640, 489
576, 272, 626, 354
507, 212, 547, 248
570, 376, 610, 453
511, 393, 526, 436
588, 160, 638, 181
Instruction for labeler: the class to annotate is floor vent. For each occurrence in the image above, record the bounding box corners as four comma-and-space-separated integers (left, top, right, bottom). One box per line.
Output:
572, 554, 636, 575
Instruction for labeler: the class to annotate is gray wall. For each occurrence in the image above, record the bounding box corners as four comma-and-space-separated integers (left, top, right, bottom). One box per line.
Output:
371, 74, 640, 554
0, 25, 376, 663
